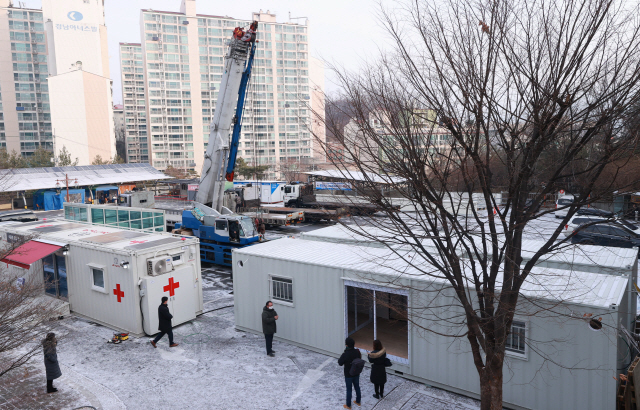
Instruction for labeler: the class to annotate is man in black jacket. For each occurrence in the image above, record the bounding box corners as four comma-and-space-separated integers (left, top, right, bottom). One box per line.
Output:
261, 301, 278, 357
338, 337, 362, 409
150, 296, 178, 348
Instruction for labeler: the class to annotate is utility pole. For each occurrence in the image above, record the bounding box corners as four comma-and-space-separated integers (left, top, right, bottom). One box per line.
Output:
55, 174, 79, 202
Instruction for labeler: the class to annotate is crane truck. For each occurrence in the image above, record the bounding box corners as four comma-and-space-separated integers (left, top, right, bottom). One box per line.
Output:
174, 22, 262, 266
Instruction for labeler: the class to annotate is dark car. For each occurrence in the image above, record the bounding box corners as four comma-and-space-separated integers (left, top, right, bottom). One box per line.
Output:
571, 222, 640, 248
576, 208, 614, 217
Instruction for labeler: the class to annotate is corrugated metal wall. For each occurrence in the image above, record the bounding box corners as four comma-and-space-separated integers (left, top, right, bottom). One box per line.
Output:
233, 250, 620, 410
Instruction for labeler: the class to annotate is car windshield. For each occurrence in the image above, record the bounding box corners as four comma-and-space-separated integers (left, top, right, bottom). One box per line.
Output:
620, 220, 639, 230
240, 217, 255, 237
557, 198, 573, 205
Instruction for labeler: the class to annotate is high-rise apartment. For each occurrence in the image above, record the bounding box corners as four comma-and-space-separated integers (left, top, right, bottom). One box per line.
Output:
0, 0, 115, 165
118, 43, 148, 163
121, 0, 325, 178
0, 1, 51, 156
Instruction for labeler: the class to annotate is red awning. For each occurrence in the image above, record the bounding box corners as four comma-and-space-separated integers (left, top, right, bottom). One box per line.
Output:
1, 241, 62, 270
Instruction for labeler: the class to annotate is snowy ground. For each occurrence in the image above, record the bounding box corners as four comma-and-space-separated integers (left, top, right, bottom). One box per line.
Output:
0, 260, 483, 410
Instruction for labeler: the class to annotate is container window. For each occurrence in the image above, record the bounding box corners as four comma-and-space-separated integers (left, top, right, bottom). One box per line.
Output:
105, 209, 117, 224
92, 208, 104, 224
505, 321, 526, 355
143, 211, 153, 219
154, 215, 164, 226
270, 276, 293, 303
130, 220, 142, 230
130, 211, 141, 220
92, 268, 104, 289
142, 218, 153, 229
118, 209, 129, 221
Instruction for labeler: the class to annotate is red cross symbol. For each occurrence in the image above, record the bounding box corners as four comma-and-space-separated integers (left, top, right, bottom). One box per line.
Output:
113, 284, 124, 303
163, 277, 180, 297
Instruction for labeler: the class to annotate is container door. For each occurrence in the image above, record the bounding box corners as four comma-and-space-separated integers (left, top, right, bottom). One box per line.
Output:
43, 254, 56, 297
55, 254, 68, 299
141, 275, 168, 335
167, 265, 196, 327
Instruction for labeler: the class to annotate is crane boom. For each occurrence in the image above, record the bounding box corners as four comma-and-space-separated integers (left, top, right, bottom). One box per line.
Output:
195, 23, 257, 211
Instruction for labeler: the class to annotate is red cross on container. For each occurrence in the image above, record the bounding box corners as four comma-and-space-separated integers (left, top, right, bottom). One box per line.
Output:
113, 284, 124, 303
163, 277, 180, 297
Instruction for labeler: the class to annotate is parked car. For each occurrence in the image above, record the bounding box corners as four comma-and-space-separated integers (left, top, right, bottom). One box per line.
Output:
555, 194, 575, 218
562, 209, 636, 237
570, 222, 640, 248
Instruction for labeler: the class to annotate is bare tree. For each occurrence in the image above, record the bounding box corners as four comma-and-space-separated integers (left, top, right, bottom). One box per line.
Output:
315, 0, 640, 408
0, 238, 61, 380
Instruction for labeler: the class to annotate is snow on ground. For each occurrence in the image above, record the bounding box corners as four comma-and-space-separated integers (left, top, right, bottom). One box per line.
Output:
0, 261, 482, 410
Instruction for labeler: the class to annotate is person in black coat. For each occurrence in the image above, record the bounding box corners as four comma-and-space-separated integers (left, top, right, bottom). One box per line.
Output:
261, 301, 278, 357
43, 332, 61, 393
150, 296, 178, 348
368, 339, 392, 399
338, 337, 362, 409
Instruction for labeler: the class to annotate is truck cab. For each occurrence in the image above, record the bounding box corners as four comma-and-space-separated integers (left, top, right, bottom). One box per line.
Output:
284, 183, 313, 207
177, 203, 260, 266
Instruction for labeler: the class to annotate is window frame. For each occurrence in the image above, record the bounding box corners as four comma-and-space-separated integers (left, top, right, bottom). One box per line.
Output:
88, 263, 107, 294
505, 318, 528, 360
269, 274, 294, 306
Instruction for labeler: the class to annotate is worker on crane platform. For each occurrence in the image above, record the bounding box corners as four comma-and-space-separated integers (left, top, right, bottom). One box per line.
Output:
233, 21, 258, 43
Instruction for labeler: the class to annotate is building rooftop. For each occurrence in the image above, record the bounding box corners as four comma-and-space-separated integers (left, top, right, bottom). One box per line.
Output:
0, 163, 170, 192
302, 225, 638, 271
304, 170, 406, 184
235, 238, 628, 309
0, 219, 196, 253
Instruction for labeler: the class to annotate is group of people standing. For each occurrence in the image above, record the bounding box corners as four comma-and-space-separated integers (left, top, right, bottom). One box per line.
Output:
338, 337, 392, 409
260, 300, 392, 409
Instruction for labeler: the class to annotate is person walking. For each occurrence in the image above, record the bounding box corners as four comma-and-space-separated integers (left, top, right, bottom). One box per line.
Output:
368, 339, 392, 399
262, 300, 278, 357
338, 337, 362, 409
150, 296, 178, 348
43, 332, 61, 394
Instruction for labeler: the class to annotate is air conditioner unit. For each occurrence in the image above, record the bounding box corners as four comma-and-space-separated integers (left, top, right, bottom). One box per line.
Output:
147, 256, 173, 276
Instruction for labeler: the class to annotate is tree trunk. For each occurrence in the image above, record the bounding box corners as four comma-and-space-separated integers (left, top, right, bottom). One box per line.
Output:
479, 350, 504, 410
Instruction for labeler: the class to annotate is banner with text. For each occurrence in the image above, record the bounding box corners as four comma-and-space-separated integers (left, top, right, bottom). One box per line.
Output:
314, 181, 352, 191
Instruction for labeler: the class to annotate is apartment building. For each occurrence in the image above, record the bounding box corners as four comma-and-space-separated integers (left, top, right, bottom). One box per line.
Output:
121, 0, 325, 178
119, 43, 148, 163
0, 1, 51, 156
0, 0, 116, 164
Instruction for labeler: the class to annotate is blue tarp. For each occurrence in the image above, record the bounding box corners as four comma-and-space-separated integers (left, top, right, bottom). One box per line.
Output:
95, 185, 119, 192
33, 189, 85, 211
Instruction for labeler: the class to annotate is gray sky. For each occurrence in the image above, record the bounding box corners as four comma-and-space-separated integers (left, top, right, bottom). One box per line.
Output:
19, 0, 391, 104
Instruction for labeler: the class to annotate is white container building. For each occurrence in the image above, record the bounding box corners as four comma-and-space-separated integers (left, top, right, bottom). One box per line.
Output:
0, 219, 203, 336
233, 238, 628, 410
303, 226, 638, 329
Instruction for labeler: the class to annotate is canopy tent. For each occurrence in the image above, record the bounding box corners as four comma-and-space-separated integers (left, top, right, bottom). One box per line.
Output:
95, 185, 119, 192
33, 189, 85, 211
1, 240, 63, 269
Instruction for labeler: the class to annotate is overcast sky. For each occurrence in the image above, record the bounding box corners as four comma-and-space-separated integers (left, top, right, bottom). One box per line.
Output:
19, 0, 392, 104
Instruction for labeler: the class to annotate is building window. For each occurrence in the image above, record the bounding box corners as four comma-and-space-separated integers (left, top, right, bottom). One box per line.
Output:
91, 268, 105, 290
505, 320, 526, 355
270, 276, 293, 303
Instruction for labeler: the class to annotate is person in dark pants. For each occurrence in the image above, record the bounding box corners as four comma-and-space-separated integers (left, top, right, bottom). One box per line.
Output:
338, 337, 362, 409
43, 332, 61, 394
261, 300, 278, 357
150, 296, 178, 348
368, 339, 391, 399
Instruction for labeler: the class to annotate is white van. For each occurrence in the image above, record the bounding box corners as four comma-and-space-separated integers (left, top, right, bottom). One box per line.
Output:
555, 194, 575, 218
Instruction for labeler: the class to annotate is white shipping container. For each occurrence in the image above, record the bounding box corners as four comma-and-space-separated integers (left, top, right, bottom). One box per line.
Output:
0, 220, 203, 335
233, 238, 627, 410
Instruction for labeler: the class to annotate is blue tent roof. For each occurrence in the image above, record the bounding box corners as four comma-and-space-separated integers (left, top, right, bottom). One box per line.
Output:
95, 185, 119, 192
